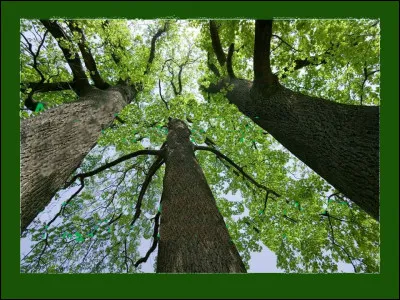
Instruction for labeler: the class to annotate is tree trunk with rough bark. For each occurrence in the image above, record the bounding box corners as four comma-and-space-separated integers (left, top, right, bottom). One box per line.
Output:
156, 118, 247, 273
208, 78, 379, 221
20, 84, 134, 233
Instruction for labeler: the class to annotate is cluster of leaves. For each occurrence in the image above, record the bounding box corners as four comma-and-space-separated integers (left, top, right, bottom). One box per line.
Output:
20, 19, 379, 274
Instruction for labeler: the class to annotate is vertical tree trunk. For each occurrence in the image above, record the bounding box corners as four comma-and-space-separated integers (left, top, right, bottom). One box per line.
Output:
208, 78, 379, 221
20, 85, 134, 233
156, 118, 247, 273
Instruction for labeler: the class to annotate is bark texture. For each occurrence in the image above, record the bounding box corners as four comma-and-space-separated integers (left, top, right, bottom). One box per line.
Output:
20, 85, 134, 233
208, 78, 379, 221
156, 118, 247, 273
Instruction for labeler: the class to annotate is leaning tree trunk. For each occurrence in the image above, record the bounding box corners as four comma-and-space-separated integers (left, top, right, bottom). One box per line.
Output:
156, 118, 247, 273
20, 84, 134, 233
208, 78, 379, 221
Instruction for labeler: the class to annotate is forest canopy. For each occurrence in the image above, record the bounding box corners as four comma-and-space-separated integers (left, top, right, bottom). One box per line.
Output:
20, 18, 380, 273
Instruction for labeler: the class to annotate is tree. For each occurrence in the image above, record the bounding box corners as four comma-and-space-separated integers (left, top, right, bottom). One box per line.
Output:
20, 19, 380, 274
203, 20, 380, 221
20, 19, 167, 233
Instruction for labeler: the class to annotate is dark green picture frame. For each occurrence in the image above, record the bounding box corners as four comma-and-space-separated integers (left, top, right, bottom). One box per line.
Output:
2, 1, 398, 299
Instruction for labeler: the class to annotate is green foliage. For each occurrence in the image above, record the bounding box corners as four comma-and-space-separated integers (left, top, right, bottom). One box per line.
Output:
20, 19, 379, 274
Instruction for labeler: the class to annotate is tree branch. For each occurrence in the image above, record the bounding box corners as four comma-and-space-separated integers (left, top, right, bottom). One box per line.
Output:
66, 20, 109, 90
326, 214, 357, 273
272, 34, 299, 52
35, 235, 49, 269
209, 20, 226, 66
262, 191, 270, 212
244, 218, 260, 233
47, 177, 85, 228
177, 65, 183, 95
360, 68, 380, 105
254, 20, 274, 85
130, 157, 165, 226
144, 22, 168, 75
124, 238, 129, 273
279, 40, 360, 79
40, 20, 90, 94
158, 78, 170, 110
101, 20, 121, 65
204, 138, 241, 177
64, 149, 162, 189
134, 211, 161, 267
207, 52, 221, 77
283, 214, 298, 224
92, 241, 122, 273
20, 31, 48, 83
21, 81, 74, 94
227, 43, 236, 79
115, 115, 126, 124
194, 146, 280, 197
280, 57, 327, 79
20, 30, 49, 111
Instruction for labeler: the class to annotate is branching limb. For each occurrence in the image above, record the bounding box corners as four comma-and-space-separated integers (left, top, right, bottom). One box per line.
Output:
207, 52, 221, 77
21, 81, 74, 94
360, 67, 380, 105
254, 20, 274, 85
279, 39, 361, 79
40, 20, 90, 94
47, 177, 85, 226
124, 238, 129, 273
327, 192, 350, 207
194, 146, 280, 197
280, 57, 327, 79
35, 235, 49, 269
80, 237, 99, 265
227, 43, 236, 79
20, 31, 48, 83
134, 212, 161, 267
209, 20, 226, 66
283, 214, 298, 223
203, 137, 244, 177
177, 65, 183, 95
101, 20, 121, 65
158, 78, 170, 110
130, 157, 165, 226
326, 214, 357, 272
64, 149, 162, 189
92, 241, 122, 273
144, 22, 168, 75
106, 213, 123, 227
104, 163, 137, 209
243, 218, 260, 233
20, 30, 49, 110
66, 20, 109, 89
262, 191, 270, 212
321, 214, 347, 223
272, 34, 299, 52
166, 64, 179, 96
115, 115, 126, 124
21, 239, 46, 261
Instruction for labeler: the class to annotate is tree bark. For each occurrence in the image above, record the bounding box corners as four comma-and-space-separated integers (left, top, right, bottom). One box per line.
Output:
156, 118, 247, 273
20, 84, 135, 233
207, 78, 379, 221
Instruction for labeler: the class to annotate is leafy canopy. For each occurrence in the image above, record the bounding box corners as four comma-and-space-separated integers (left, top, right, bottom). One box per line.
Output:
20, 19, 379, 273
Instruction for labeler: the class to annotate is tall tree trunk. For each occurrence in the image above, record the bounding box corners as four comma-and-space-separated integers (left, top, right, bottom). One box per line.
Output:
156, 118, 247, 273
208, 78, 379, 221
20, 84, 135, 233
